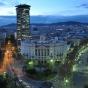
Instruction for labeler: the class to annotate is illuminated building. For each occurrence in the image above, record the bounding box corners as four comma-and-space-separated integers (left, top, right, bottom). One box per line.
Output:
16, 4, 31, 40
21, 35, 70, 64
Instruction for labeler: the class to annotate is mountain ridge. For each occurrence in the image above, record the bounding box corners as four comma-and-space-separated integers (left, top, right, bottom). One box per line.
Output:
0, 15, 88, 26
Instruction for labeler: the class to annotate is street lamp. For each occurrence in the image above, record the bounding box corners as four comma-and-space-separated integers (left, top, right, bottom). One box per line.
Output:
28, 61, 33, 65
3, 72, 7, 79
72, 65, 77, 72
64, 78, 71, 88
65, 79, 69, 83
28, 61, 34, 69
50, 59, 54, 63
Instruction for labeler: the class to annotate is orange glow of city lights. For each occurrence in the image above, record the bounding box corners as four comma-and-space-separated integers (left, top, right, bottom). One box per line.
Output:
0, 41, 15, 74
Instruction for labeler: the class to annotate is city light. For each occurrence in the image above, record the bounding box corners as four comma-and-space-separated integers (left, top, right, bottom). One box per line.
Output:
65, 79, 69, 83
0, 2, 87, 88
72, 65, 77, 72
0, 41, 15, 74
50, 59, 54, 63
3, 72, 7, 78
28, 61, 33, 65
28, 61, 34, 69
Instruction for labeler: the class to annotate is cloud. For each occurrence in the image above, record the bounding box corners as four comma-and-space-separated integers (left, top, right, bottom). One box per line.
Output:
0, 0, 19, 15
0, 2, 6, 6
0, 0, 19, 7
77, 4, 88, 8
0, 7, 16, 15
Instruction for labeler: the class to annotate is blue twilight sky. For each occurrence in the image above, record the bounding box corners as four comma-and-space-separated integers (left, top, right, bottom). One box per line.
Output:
0, 0, 88, 16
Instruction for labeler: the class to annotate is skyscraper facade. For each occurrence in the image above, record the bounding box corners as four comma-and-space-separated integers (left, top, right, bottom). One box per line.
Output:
16, 4, 31, 40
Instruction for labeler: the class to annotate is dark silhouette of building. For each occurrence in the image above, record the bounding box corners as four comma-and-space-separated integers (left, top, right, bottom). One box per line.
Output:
16, 4, 31, 40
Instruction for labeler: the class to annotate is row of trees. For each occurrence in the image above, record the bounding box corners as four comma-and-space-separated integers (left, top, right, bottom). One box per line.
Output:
59, 38, 88, 79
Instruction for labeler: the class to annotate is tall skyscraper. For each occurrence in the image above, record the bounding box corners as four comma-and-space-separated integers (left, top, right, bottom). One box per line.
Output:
16, 4, 31, 40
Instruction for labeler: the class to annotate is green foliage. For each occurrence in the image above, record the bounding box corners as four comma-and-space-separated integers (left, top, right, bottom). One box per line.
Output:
0, 75, 8, 88
25, 65, 56, 80
84, 85, 88, 88
24, 59, 60, 80
59, 38, 88, 80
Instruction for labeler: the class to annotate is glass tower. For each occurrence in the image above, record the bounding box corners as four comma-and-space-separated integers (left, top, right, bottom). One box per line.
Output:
16, 4, 31, 40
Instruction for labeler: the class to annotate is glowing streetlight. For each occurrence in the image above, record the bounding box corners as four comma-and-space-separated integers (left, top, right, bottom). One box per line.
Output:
50, 59, 54, 63
28, 61, 34, 69
3, 72, 7, 78
28, 61, 33, 65
72, 65, 77, 72
65, 79, 69, 83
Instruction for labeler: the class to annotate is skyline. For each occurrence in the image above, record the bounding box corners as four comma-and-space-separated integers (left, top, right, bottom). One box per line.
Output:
0, 0, 88, 16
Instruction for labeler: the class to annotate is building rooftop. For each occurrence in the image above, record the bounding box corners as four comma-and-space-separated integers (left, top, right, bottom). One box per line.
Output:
16, 4, 31, 8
